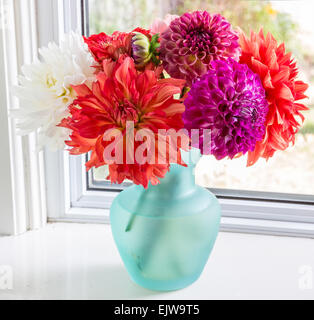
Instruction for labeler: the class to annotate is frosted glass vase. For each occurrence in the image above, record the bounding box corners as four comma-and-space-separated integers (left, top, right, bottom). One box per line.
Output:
110, 149, 221, 291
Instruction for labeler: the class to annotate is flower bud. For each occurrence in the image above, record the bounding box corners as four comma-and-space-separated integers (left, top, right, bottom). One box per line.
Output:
131, 33, 152, 67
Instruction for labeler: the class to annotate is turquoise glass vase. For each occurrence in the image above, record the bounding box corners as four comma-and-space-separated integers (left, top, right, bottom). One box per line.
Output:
110, 149, 221, 291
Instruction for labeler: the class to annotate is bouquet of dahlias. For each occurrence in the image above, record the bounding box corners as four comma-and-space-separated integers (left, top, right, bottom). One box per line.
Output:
13, 11, 309, 188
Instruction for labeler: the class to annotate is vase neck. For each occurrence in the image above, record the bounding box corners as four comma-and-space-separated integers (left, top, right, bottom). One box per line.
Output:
150, 164, 196, 196
144, 149, 201, 198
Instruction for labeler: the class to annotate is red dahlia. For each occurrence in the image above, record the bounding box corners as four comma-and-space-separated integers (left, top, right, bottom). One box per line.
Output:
60, 57, 186, 188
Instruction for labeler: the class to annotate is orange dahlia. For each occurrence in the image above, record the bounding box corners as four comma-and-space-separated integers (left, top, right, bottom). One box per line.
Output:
60, 57, 186, 188
239, 29, 309, 166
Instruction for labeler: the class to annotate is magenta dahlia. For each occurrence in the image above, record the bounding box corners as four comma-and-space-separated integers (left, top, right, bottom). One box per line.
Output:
159, 11, 241, 86
182, 59, 269, 160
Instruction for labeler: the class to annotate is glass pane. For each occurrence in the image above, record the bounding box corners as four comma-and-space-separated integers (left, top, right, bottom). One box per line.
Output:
88, 0, 314, 196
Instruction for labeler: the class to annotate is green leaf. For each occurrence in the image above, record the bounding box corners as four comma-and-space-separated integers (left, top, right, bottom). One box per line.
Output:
149, 34, 160, 53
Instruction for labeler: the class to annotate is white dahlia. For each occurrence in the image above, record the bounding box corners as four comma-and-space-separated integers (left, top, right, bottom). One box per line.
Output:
13, 32, 97, 150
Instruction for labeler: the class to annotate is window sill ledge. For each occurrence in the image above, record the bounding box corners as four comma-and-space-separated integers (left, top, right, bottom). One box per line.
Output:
0, 222, 313, 300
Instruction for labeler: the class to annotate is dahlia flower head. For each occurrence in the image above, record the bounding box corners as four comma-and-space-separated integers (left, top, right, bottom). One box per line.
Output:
13, 32, 97, 150
61, 57, 186, 188
183, 59, 269, 160
160, 11, 241, 87
239, 29, 309, 166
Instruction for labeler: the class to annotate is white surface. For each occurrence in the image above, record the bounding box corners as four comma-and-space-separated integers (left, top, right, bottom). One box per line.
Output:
0, 223, 314, 300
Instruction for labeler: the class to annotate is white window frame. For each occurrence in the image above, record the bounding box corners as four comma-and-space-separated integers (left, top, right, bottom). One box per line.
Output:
0, 0, 47, 236
2, 0, 313, 237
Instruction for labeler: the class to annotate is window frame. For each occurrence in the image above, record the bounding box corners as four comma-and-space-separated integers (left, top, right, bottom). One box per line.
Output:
0, 0, 48, 236
88, 174, 314, 205
45, 0, 314, 238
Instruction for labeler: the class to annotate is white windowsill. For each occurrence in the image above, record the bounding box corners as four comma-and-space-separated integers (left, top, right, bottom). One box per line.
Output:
0, 223, 314, 300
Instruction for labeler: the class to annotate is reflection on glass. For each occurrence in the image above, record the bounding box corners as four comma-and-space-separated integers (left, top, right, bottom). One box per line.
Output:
89, 0, 314, 195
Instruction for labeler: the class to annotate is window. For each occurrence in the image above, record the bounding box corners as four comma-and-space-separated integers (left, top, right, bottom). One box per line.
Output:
46, 0, 314, 238
86, 0, 314, 201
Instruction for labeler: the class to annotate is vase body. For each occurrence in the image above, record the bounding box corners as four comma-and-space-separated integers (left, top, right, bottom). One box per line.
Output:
110, 149, 221, 291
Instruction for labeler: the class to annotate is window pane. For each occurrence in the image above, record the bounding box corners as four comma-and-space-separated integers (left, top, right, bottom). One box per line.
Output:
88, 0, 314, 196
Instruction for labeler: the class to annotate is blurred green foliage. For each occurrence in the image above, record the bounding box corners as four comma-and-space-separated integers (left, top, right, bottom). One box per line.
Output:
88, 0, 152, 34
89, 0, 298, 51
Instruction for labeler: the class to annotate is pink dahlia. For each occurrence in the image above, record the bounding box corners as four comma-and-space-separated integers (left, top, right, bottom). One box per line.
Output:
160, 11, 241, 86
182, 59, 268, 160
